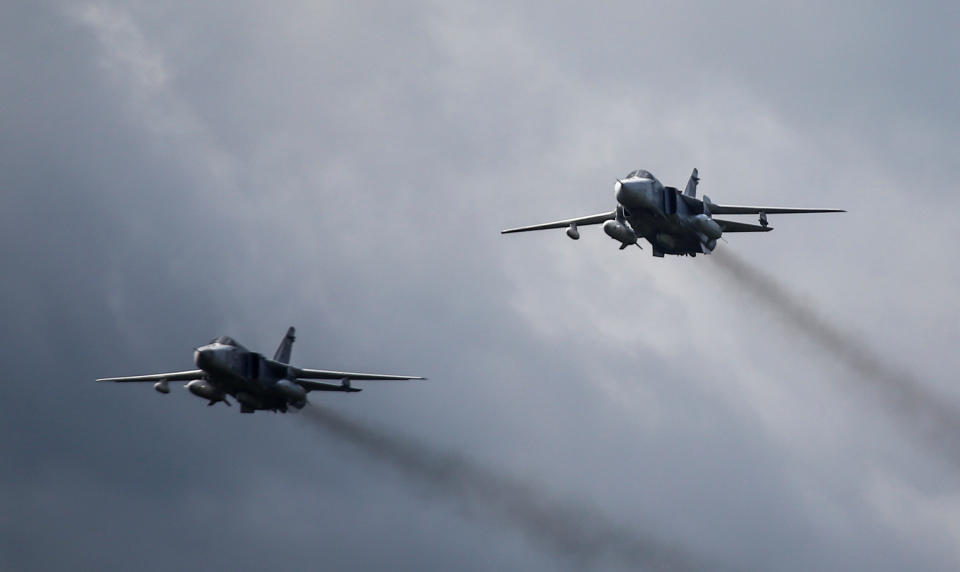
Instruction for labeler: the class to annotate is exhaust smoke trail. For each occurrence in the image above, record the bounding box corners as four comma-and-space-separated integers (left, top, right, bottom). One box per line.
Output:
301, 405, 717, 572
710, 249, 960, 466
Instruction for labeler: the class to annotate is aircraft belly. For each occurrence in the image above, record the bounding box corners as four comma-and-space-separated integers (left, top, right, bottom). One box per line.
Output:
227, 377, 299, 412
207, 375, 264, 409
628, 213, 701, 255
210, 374, 247, 393
626, 211, 658, 237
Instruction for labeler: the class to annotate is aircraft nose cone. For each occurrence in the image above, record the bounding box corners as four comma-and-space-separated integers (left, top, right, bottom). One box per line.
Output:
614, 180, 630, 205
617, 179, 652, 209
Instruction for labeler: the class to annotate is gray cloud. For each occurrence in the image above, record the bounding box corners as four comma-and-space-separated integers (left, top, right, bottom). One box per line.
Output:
1, 1, 958, 571
301, 405, 716, 571
709, 249, 960, 468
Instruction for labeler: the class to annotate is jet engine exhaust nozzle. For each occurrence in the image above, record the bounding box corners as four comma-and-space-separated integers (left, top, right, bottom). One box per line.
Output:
276, 379, 308, 407
691, 214, 723, 240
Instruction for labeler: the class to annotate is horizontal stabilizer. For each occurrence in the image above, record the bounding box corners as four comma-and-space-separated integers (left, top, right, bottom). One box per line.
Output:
714, 219, 774, 233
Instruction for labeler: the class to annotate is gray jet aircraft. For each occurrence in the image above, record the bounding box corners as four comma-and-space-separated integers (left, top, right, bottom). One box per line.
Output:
502, 168, 843, 256
97, 327, 424, 413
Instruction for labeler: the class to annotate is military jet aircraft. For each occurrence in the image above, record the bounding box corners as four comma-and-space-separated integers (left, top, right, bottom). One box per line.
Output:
97, 327, 424, 413
502, 168, 843, 256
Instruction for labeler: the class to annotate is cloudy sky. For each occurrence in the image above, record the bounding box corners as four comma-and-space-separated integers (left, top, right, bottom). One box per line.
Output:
2, 1, 959, 570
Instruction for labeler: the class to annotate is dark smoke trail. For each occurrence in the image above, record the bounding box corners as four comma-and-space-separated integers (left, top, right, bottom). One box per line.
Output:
710, 249, 960, 466
301, 405, 719, 572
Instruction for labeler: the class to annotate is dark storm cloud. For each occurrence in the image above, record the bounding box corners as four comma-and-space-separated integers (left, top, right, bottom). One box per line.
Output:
505, 1, 960, 180
302, 405, 715, 572
2, 1, 959, 571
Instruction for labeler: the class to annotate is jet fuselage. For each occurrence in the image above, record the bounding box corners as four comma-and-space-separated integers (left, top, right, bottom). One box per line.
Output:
192, 340, 304, 412
614, 174, 712, 256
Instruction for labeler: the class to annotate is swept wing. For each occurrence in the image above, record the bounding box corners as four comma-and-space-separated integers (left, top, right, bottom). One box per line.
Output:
708, 205, 845, 215
294, 369, 424, 394
96, 370, 204, 383
501, 211, 615, 234
292, 367, 425, 381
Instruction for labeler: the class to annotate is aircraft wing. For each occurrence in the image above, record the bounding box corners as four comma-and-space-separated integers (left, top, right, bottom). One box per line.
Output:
96, 370, 205, 383
714, 219, 773, 233
708, 204, 845, 215
292, 367, 425, 381
501, 211, 615, 234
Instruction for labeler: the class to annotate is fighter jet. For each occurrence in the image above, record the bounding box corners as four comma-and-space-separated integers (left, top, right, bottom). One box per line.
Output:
97, 327, 424, 413
501, 168, 843, 257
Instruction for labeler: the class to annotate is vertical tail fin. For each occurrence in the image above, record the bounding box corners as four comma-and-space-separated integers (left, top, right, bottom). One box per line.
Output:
684, 168, 699, 198
274, 327, 296, 363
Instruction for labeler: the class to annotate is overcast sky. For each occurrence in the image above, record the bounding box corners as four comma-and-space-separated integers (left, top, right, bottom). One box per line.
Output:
2, 1, 959, 570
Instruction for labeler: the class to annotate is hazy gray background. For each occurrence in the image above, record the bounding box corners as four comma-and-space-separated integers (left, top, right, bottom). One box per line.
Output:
2, 1, 958, 570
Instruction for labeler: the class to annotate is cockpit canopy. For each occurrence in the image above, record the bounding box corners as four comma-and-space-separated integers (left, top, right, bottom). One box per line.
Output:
625, 169, 659, 183
209, 336, 244, 349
